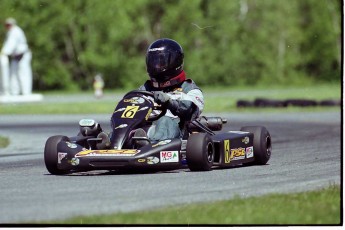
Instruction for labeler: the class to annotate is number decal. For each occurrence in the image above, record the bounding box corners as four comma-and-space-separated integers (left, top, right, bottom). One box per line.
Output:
121, 106, 139, 118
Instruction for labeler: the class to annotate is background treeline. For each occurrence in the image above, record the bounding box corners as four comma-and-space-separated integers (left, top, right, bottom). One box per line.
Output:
0, 0, 341, 91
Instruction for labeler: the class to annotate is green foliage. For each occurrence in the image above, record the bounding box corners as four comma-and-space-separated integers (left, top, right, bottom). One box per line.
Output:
0, 135, 9, 148
0, 0, 341, 91
298, 0, 342, 83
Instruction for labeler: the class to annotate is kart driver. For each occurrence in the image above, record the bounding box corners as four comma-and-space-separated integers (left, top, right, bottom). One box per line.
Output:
134, 38, 204, 146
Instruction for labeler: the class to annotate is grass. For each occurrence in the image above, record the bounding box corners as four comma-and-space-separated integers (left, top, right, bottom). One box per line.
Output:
0, 136, 9, 148
0, 83, 341, 114
0, 101, 116, 114
48, 184, 341, 225
204, 83, 341, 113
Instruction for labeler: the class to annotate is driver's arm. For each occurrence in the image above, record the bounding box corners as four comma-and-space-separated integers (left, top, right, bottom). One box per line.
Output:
154, 89, 204, 121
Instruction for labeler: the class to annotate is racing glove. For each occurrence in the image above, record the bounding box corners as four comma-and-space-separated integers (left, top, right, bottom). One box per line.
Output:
153, 91, 170, 106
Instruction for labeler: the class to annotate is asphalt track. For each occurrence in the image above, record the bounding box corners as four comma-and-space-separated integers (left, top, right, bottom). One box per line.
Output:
0, 111, 341, 224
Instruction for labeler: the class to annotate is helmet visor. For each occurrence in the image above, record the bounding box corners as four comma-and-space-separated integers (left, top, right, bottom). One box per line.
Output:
146, 51, 177, 81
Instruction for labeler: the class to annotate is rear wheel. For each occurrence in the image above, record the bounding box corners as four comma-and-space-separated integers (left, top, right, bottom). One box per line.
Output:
186, 133, 215, 171
240, 126, 272, 165
44, 135, 70, 175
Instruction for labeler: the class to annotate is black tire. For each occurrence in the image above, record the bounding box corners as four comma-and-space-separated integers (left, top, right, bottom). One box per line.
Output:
319, 99, 341, 107
186, 133, 215, 171
44, 135, 70, 175
284, 99, 317, 107
236, 100, 254, 108
254, 98, 286, 108
240, 126, 272, 165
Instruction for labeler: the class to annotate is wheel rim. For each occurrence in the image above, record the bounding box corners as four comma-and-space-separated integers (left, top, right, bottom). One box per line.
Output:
266, 136, 272, 157
206, 142, 214, 163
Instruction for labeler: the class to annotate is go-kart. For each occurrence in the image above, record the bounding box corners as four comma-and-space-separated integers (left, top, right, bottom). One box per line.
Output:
44, 90, 272, 175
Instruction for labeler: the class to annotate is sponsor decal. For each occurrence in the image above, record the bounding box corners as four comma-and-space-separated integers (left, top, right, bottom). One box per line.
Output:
147, 156, 160, 164
224, 140, 231, 163
123, 97, 145, 104
58, 152, 67, 164
70, 158, 80, 166
76, 149, 139, 157
195, 96, 204, 105
145, 108, 152, 121
231, 147, 245, 160
242, 136, 250, 145
152, 139, 172, 147
160, 151, 179, 163
138, 158, 146, 163
138, 106, 149, 111
115, 124, 128, 129
246, 146, 254, 158
121, 106, 139, 118
113, 107, 126, 113
66, 142, 77, 149
83, 153, 135, 157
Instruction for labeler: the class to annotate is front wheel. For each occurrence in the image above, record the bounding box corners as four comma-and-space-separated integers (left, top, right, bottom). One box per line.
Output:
44, 135, 70, 175
186, 133, 215, 171
240, 126, 272, 165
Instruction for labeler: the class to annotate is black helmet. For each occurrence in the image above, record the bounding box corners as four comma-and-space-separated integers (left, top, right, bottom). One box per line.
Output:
146, 38, 184, 84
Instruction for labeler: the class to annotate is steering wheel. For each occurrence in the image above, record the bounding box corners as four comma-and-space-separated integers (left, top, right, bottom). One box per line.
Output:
123, 90, 167, 122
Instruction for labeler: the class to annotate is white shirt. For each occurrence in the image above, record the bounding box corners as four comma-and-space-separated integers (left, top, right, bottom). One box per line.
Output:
1, 25, 29, 56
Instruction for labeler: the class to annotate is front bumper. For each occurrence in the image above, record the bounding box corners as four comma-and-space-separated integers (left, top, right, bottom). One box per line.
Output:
57, 138, 183, 172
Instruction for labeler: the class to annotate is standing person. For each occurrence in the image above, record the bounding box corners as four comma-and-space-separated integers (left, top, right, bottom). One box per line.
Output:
134, 38, 204, 145
1, 18, 32, 95
93, 73, 104, 98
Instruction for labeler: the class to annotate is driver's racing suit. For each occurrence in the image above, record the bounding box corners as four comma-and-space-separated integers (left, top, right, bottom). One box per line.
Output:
138, 78, 204, 142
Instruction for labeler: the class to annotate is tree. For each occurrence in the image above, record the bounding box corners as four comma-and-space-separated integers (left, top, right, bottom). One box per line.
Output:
0, 0, 341, 91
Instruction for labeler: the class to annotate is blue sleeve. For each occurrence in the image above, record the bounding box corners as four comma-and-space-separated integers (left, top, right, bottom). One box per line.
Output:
167, 99, 198, 121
